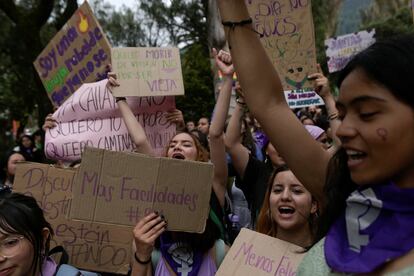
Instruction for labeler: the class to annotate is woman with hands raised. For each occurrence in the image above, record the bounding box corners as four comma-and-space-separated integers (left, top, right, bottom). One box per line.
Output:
218, 1, 414, 274
107, 58, 229, 275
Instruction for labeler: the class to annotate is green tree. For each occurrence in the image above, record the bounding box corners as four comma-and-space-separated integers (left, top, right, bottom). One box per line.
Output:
312, 0, 344, 73
92, 1, 167, 47
361, 1, 413, 39
361, 0, 410, 24
0, 0, 78, 128
140, 0, 215, 121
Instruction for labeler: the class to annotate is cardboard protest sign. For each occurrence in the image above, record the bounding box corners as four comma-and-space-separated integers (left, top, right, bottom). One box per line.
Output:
216, 228, 304, 276
325, 29, 376, 73
71, 147, 213, 233
44, 79, 176, 162
13, 162, 132, 274
284, 90, 324, 108
33, 1, 111, 107
246, 0, 317, 91
111, 47, 185, 97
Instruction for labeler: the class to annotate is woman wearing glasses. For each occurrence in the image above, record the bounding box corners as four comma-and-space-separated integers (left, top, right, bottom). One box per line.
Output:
0, 191, 55, 276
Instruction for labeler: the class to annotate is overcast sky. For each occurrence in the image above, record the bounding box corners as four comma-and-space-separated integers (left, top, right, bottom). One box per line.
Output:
105, 0, 139, 10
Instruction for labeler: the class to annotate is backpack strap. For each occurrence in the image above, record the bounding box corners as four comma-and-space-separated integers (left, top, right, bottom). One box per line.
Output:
48, 246, 69, 266
55, 264, 81, 276
55, 264, 100, 276
214, 239, 226, 267
50, 246, 100, 276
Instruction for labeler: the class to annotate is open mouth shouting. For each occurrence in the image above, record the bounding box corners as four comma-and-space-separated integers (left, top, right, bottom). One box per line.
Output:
278, 206, 296, 218
346, 149, 367, 168
172, 153, 185, 160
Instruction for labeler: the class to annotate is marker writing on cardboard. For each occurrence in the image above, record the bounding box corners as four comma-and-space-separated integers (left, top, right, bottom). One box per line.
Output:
125, 206, 160, 223
19, 167, 75, 219
146, 79, 178, 93
55, 223, 110, 245
45, 140, 93, 160
48, 118, 104, 138
55, 221, 130, 268
232, 241, 298, 275
21, 166, 74, 196
135, 111, 169, 128
65, 242, 128, 267
120, 177, 198, 211
79, 173, 199, 211
51, 46, 108, 106
233, 242, 274, 273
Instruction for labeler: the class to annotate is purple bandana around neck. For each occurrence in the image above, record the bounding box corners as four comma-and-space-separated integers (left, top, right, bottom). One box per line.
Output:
160, 234, 203, 276
325, 182, 414, 274
254, 131, 268, 150
42, 257, 57, 276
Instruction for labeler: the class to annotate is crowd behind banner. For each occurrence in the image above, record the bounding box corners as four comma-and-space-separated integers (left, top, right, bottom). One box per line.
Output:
2, 0, 414, 276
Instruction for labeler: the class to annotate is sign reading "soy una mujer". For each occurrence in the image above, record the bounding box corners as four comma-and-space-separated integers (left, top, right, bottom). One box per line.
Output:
33, 2, 111, 107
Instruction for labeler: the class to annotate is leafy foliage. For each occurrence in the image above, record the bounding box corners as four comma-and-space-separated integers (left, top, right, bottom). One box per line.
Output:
361, 4, 414, 39
0, 0, 78, 127
177, 43, 215, 121
1, 0, 412, 156
139, 0, 215, 121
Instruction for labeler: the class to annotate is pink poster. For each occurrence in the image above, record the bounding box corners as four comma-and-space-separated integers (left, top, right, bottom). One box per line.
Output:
44, 79, 176, 162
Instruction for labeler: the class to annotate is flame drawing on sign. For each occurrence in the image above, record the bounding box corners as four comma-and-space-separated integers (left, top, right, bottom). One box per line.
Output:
78, 11, 89, 33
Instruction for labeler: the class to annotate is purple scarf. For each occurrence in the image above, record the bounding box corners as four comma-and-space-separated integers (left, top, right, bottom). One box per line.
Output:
42, 257, 57, 276
325, 182, 414, 273
254, 131, 268, 150
160, 234, 203, 276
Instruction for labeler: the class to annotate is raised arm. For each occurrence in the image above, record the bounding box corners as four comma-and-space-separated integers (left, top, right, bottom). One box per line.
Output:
308, 64, 341, 154
224, 90, 250, 179
217, 1, 330, 203
107, 73, 155, 156
208, 48, 233, 207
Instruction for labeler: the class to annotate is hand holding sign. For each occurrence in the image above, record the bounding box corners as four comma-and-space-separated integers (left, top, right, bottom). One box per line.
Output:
107, 71, 120, 89
133, 212, 167, 262
308, 64, 331, 98
42, 114, 57, 131
165, 109, 185, 130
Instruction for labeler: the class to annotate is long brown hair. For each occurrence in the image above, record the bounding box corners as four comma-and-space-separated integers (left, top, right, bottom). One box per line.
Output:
256, 165, 318, 239
164, 131, 209, 162
160, 131, 219, 253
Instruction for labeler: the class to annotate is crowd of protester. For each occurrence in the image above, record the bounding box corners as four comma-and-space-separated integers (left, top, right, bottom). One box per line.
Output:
3, 2, 414, 275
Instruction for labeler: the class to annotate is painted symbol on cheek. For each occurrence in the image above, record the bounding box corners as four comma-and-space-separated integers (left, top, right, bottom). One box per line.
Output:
376, 128, 388, 142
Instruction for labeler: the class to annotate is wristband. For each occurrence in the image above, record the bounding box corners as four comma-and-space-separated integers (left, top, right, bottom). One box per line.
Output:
116, 97, 126, 103
221, 18, 261, 49
134, 252, 151, 265
222, 18, 253, 29
236, 98, 246, 105
328, 112, 339, 121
